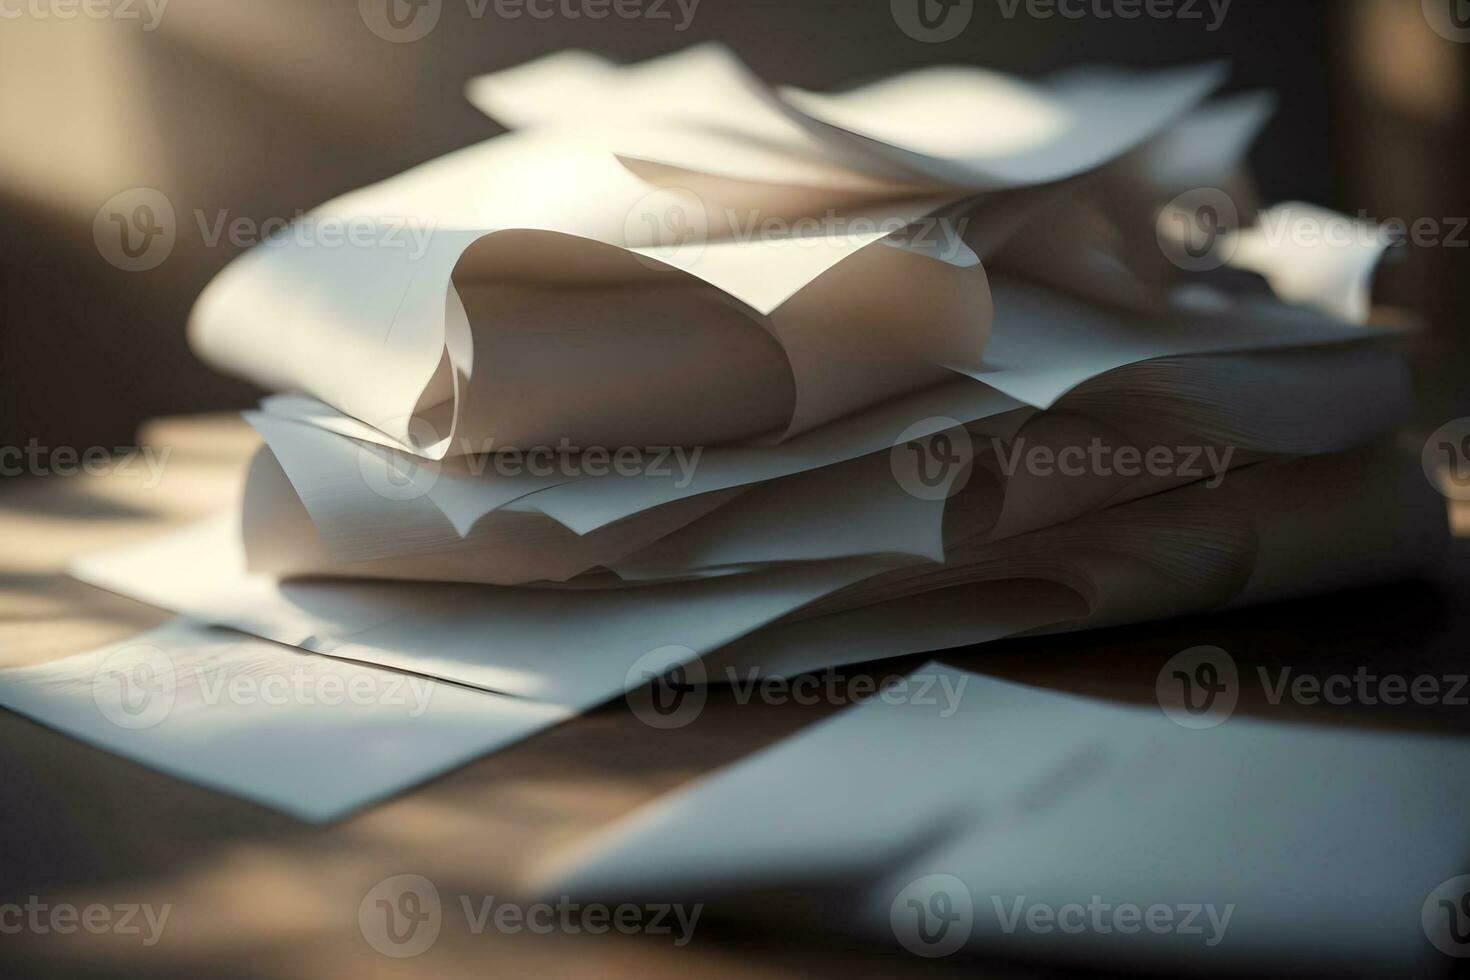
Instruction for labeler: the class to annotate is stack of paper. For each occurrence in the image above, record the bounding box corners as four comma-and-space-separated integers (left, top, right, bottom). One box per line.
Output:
1, 45, 1447, 821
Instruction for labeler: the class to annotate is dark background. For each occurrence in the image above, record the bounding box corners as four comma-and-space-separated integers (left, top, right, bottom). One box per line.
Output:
1, 0, 1466, 455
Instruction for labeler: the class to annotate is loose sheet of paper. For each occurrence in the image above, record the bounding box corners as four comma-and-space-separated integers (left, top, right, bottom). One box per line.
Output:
545, 663, 1470, 975
0, 620, 571, 822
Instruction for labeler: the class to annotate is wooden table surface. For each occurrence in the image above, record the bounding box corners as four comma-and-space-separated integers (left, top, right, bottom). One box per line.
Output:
2, 416, 1468, 979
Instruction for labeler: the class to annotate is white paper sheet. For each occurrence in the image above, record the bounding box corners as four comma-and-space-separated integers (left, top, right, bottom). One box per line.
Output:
1227, 202, 1397, 324
243, 411, 738, 572
0, 620, 571, 822
468, 45, 1225, 192
190, 122, 987, 456
991, 91, 1274, 311
257, 378, 1025, 540
702, 446, 1447, 683
777, 62, 1225, 190
487, 277, 1392, 538
69, 518, 886, 710
614, 343, 1411, 582
543, 664, 1470, 975
963, 277, 1386, 410
809, 446, 1444, 622
70, 445, 1444, 720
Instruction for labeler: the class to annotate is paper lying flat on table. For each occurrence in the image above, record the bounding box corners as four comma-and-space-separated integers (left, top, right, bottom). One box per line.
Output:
0, 620, 571, 821
69, 517, 886, 709
543, 663, 1470, 975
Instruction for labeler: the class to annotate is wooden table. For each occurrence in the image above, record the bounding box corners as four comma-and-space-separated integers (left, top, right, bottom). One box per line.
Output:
2, 416, 1467, 979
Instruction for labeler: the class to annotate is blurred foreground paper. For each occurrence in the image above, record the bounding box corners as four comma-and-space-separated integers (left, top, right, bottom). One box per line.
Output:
543, 664, 1470, 976
0, 621, 570, 822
